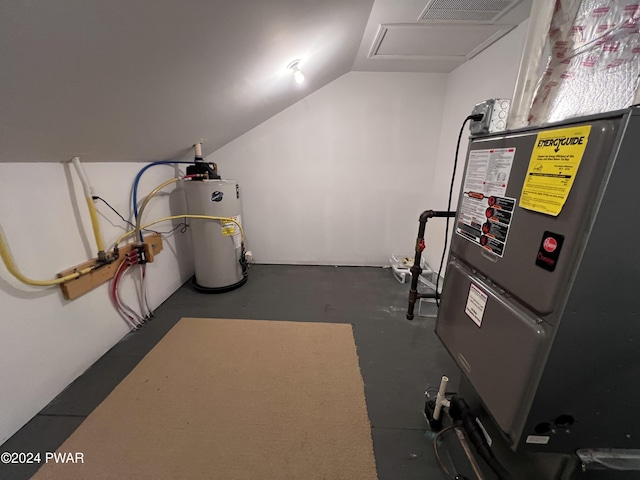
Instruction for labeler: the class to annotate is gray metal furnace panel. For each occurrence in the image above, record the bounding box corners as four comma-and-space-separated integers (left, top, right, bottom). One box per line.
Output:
450, 117, 623, 316
518, 111, 640, 453
436, 260, 547, 441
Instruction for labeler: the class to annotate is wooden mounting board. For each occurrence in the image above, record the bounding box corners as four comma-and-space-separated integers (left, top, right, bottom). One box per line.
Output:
57, 233, 163, 301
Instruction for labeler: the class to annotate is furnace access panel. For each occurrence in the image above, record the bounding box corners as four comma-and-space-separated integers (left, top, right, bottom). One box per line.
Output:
436, 107, 640, 453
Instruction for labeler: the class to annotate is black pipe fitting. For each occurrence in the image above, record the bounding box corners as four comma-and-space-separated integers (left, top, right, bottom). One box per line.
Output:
186, 161, 220, 180
406, 210, 456, 320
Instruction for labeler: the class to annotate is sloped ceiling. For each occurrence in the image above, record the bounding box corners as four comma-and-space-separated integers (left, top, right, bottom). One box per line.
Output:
0, 0, 532, 164
0, 0, 374, 162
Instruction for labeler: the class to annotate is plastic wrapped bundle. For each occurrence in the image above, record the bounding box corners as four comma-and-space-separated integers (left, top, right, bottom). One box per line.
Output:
511, 0, 640, 127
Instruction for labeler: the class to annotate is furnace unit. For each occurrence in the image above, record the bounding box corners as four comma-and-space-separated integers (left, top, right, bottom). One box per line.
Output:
436, 106, 640, 454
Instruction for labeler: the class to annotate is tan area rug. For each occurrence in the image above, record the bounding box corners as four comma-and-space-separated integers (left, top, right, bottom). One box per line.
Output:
33, 318, 377, 480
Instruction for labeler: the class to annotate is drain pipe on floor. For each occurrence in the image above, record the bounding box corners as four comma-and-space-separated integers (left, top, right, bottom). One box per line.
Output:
406, 210, 456, 320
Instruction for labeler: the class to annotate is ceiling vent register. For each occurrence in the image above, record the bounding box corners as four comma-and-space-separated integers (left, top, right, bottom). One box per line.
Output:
418, 0, 520, 23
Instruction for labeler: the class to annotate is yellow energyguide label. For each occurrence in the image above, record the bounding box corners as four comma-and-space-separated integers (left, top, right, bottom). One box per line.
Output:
519, 125, 592, 216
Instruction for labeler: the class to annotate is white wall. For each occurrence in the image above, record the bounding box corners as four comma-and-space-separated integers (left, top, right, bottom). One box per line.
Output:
208, 71, 448, 266
423, 20, 530, 270
0, 18, 530, 444
0, 162, 194, 443
208, 25, 530, 269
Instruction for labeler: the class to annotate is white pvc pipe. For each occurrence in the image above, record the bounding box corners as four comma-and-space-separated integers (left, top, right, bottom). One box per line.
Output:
433, 375, 449, 421
194, 143, 203, 158
71, 156, 94, 199
71, 156, 106, 253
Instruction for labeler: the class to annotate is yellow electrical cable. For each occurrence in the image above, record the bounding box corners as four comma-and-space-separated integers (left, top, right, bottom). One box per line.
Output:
86, 196, 105, 253
0, 230, 94, 286
0, 211, 245, 287
116, 214, 245, 248
134, 177, 181, 243
1, 173, 246, 287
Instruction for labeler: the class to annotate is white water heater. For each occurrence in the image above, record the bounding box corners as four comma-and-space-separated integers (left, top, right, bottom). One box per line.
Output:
183, 179, 246, 292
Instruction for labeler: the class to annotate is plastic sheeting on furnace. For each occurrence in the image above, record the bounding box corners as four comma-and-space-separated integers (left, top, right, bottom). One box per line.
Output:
512, 0, 640, 127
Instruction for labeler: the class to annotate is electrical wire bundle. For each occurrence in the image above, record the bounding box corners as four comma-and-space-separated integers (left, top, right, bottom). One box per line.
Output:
93, 196, 189, 237
106, 163, 195, 329
110, 248, 152, 330
0, 156, 247, 332
107, 167, 246, 328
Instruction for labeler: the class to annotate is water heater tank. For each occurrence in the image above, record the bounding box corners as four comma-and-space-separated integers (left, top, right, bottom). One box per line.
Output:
183, 179, 246, 292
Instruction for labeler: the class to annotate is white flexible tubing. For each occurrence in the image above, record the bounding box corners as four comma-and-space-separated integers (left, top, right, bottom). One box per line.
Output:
133, 263, 144, 320
141, 265, 153, 317
116, 262, 143, 328
117, 264, 144, 328
118, 286, 143, 327
136, 264, 150, 320
137, 265, 145, 319
116, 301, 137, 330
126, 266, 146, 326
110, 262, 137, 330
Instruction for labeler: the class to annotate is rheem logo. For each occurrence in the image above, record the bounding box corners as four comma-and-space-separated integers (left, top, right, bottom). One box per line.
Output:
543, 237, 558, 253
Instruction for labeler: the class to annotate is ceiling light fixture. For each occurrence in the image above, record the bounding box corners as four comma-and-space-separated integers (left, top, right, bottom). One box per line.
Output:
287, 60, 305, 85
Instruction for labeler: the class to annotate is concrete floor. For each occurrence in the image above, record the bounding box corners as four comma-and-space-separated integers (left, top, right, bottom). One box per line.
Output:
1, 265, 462, 479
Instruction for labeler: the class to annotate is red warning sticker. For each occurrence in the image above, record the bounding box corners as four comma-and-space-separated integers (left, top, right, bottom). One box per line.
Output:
457, 148, 517, 258
457, 195, 515, 258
